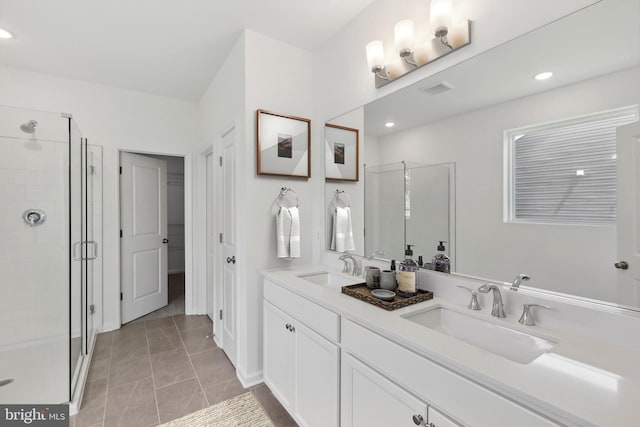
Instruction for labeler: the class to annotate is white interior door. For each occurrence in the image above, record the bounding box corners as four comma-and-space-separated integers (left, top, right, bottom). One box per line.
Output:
617, 121, 640, 306
206, 152, 215, 321
221, 128, 237, 366
120, 152, 168, 323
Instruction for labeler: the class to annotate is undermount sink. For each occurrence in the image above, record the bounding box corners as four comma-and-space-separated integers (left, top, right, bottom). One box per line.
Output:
298, 271, 363, 289
403, 306, 557, 364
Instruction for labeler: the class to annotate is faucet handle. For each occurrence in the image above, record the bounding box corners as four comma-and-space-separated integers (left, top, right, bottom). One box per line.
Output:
457, 285, 481, 310
519, 303, 551, 326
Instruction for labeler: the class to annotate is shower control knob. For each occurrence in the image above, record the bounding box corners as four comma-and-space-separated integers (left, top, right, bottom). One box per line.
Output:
615, 261, 629, 270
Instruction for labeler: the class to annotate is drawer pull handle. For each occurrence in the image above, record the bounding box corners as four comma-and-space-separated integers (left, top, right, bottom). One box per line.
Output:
285, 323, 290, 331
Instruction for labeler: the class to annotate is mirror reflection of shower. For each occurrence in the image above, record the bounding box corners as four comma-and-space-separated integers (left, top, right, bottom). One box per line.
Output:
20, 120, 38, 133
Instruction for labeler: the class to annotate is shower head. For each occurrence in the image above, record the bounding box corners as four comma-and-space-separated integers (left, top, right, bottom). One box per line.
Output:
20, 120, 38, 134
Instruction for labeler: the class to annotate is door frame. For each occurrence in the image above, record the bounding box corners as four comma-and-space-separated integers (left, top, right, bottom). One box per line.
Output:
116, 148, 193, 327
195, 123, 236, 348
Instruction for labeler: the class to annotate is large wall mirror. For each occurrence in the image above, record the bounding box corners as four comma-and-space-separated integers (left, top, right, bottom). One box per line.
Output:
325, 0, 640, 310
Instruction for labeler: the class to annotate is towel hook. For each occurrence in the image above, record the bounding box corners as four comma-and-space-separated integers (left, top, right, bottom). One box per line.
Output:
333, 189, 351, 208
276, 187, 299, 208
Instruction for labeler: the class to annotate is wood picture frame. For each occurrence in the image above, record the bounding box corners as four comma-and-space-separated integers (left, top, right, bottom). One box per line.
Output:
257, 109, 311, 178
325, 123, 359, 182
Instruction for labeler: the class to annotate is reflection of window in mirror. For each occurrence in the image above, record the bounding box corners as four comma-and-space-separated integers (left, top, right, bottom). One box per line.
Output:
505, 106, 638, 226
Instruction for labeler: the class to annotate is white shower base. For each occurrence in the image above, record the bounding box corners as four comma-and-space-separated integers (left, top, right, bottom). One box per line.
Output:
0, 335, 70, 404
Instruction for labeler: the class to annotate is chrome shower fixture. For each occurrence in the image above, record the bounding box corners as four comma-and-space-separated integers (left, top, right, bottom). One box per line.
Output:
20, 120, 38, 133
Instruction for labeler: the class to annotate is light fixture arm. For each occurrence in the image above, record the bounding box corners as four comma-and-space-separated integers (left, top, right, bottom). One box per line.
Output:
373, 66, 389, 81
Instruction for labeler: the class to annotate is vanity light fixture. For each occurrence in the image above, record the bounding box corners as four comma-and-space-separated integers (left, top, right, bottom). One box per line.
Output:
534, 71, 553, 81
385, 122, 396, 128
365, 0, 471, 89
0, 28, 13, 39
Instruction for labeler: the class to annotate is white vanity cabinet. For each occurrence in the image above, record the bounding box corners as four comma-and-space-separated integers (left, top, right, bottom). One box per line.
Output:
342, 352, 429, 427
341, 319, 562, 427
263, 280, 340, 427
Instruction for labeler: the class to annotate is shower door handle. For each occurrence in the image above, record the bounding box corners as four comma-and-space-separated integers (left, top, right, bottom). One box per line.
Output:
73, 241, 98, 261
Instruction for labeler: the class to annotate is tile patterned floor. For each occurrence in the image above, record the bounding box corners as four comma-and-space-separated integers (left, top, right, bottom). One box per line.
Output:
72, 314, 297, 427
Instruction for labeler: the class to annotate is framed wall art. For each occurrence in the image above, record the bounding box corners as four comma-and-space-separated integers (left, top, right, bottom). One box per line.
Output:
325, 123, 359, 181
257, 109, 311, 178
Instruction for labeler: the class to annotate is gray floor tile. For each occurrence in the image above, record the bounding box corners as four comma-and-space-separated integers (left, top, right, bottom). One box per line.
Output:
202, 376, 246, 406
173, 314, 212, 332
155, 377, 207, 424
189, 348, 236, 388
150, 346, 196, 388
179, 326, 217, 354
104, 377, 158, 427
148, 326, 182, 355
108, 354, 152, 388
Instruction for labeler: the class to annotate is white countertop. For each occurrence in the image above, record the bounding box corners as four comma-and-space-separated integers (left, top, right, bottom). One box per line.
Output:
262, 264, 640, 427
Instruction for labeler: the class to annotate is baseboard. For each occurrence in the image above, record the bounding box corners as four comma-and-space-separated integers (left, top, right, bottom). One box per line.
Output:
101, 322, 120, 332
236, 366, 264, 388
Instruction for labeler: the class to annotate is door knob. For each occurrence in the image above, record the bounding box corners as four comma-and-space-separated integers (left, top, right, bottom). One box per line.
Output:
615, 261, 629, 270
226, 256, 236, 264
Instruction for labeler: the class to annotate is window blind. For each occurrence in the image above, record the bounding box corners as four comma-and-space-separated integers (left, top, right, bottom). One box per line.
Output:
512, 111, 637, 225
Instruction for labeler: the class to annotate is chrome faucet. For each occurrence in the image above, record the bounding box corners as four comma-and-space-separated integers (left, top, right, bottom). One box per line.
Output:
511, 274, 530, 292
477, 283, 506, 318
339, 254, 362, 276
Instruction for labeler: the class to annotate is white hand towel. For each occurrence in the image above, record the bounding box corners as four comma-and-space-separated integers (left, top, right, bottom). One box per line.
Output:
276, 207, 291, 258
330, 208, 337, 251
343, 206, 355, 252
333, 206, 356, 252
288, 207, 301, 258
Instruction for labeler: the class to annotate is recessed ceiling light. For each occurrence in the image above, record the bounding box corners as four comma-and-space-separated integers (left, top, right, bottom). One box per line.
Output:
533, 71, 553, 81
0, 28, 13, 39
385, 122, 395, 128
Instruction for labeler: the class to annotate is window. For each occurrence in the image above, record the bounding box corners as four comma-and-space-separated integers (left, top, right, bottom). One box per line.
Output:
505, 107, 638, 225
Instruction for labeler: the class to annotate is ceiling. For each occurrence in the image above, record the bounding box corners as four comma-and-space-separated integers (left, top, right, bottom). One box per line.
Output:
0, 0, 376, 100
362, 0, 640, 137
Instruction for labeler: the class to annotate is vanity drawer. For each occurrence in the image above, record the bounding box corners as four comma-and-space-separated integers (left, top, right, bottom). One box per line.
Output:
264, 279, 340, 342
342, 319, 561, 427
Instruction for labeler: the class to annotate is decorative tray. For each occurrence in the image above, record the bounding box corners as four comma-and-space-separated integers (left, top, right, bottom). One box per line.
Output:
341, 283, 433, 311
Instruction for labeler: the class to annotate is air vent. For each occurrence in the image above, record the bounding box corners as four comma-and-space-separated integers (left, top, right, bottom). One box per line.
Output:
422, 81, 455, 95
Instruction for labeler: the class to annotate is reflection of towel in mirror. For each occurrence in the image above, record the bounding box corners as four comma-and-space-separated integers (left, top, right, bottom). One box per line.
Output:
276, 206, 301, 259
331, 206, 355, 252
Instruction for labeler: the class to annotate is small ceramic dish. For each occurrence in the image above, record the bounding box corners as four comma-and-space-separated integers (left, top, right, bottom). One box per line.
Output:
371, 289, 396, 302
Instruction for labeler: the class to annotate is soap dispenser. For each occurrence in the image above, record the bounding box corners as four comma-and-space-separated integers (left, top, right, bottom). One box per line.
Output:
398, 244, 418, 297
433, 241, 450, 274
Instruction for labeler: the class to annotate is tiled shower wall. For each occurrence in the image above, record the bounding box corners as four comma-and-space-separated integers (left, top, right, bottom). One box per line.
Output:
0, 105, 70, 349
0, 135, 69, 348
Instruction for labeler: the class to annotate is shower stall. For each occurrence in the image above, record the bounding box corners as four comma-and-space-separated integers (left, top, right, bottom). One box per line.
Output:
0, 105, 102, 411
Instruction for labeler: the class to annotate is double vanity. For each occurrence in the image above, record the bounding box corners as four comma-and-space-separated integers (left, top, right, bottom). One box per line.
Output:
262, 265, 640, 427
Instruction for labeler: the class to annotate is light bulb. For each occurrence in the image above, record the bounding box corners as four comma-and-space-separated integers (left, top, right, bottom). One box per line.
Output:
430, 0, 453, 37
366, 40, 385, 72
394, 20, 415, 57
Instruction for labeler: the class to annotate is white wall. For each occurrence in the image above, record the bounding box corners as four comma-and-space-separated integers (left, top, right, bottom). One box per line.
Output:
241, 30, 313, 384
0, 65, 199, 331
374, 66, 639, 302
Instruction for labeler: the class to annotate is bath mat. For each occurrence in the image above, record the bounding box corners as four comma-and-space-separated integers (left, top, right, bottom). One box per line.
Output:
158, 392, 274, 427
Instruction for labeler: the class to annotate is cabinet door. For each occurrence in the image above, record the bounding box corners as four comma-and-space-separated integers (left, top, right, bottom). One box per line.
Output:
263, 301, 294, 410
342, 353, 428, 427
428, 406, 461, 427
294, 321, 340, 427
